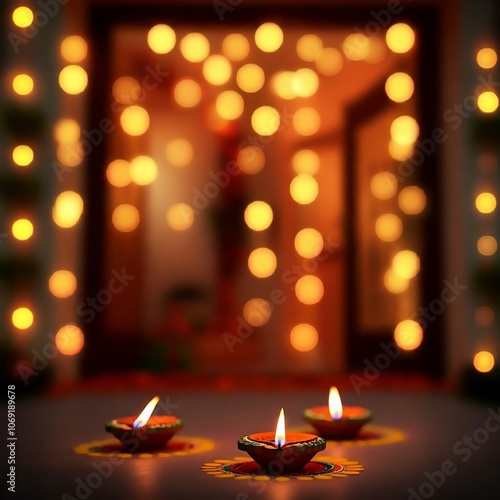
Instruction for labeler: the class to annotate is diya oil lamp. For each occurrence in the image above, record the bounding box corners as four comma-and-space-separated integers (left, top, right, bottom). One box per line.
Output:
303, 387, 372, 440
238, 408, 326, 473
105, 396, 183, 452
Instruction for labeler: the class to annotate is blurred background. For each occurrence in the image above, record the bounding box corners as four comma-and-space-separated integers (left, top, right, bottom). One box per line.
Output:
0, 0, 498, 399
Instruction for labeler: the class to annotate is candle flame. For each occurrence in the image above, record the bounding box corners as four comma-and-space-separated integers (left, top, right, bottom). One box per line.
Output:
328, 387, 343, 420
274, 408, 286, 447
133, 396, 160, 429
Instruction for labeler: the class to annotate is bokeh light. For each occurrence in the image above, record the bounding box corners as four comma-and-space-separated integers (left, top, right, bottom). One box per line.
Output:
55, 325, 84, 356
292, 149, 320, 175
12, 307, 34, 330
203, 55, 232, 85
390, 115, 419, 145
251, 106, 280, 136
166, 139, 194, 168
57, 142, 83, 167
59, 65, 88, 95
370, 171, 398, 200
49, 270, 77, 298
343, 33, 370, 61
12, 74, 34, 96
476, 48, 497, 69
271, 71, 296, 100
398, 186, 427, 215
236, 63, 265, 93
237, 146, 265, 174
477, 236, 497, 256
477, 91, 499, 113
375, 214, 403, 242
393, 250, 420, 279
384, 268, 409, 294
173, 79, 202, 108
12, 145, 34, 167
129, 155, 157, 185
52, 191, 83, 228
244, 201, 273, 231
243, 298, 271, 327
394, 319, 423, 350
315, 47, 343, 76
120, 106, 150, 136
475, 192, 496, 214
473, 351, 495, 373
292, 68, 319, 98
61, 36, 88, 63
166, 203, 194, 231
216, 90, 244, 120
53, 119, 80, 144
147, 24, 176, 54
112, 204, 140, 232
180, 33, 210, 62
388, 140, 413, 161
106, 159, 131, 187
385, 72, 414, 103
12, 6, 33, 28
222, 33, 250, 61
293, 107, 321, 136
294, 228, 323, 258
386, 23, 415, 53
248, 247, 277, 278
12, 218, 33, 241
290, 324, 318, 352
296, 34, 323, 62
255, 22, 283, 53
295, 275, 324, 305
290, 174, 319, 204
112, 76, 141, 105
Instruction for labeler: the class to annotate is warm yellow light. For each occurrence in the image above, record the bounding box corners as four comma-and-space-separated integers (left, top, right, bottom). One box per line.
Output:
112, 204, 140, 232
475, 192, 497, 214
57, 142, 83, 167
476, 48, 497, 69
292, 68, 319, 98
173, 79, 202, 108
391, 115, 419, 145
147, 24, 176, 54
393, 250, 420, 279
236, 63, 265, 93
290, 323, 318, 352
251, 106, 280, 136
384, 268, 409, 294
385, 72, 414, 103
248, 247, 277, 278
112, 76, 141, 105
475, 306, 494, 327
203, 55, 232, 85
315, 47, 343, 76
12, 74, 34, 96
237, 146, 265, 174
292, 149, 320, 175
129, 155, 157, 185
12, 219, 33, 241
12, 6, 33, 28
61, 36, 88, 63
12, 307, 33, 330
477, 236, 497, 256
388, 140, 413, 161
294, 228, 323, 258
120, 105, 150, 136
55, 324, 84, 356
166, 203, 194, 231
49, 270, 77, 298
180, 33, 210, 62
364, 36, 387, 64
394, 320, 423, 350
375, 214, 402, 242
12, 145, 34, 167
275, 408, 286, 447
398, 186, 426, 215
244, 201, 273, 231
386, 23, 415, 53
295, 275, 324, 305
473, 351, 495, 373
53, 119, 80, 144
370, 171, 397, 200
243, 298, 272, 327
216, 90, 244, 120
255, 22, 283, 53
328, 387, 343, 419
52, 191, 84, 228
222, 33, 250, 61
106, 159, 131, 187
59, 65, 88, 95
165, 139, 193, 168
271, 71, 296, 100
296, 34, 323, 62
477, 91, 499, 113
343, 33, 370, 61
290, 174, 318, 204
293, 108, 320, 136
133, 396, 160, 429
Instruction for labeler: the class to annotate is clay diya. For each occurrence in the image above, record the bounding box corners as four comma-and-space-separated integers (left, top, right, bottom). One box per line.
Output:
105, 396, 183, 452
303, 387, 372, 440
238, 408, 326, 474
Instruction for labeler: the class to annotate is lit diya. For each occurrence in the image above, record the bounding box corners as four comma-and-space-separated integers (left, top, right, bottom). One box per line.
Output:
238, 408, 326, 473
105, 396, 183, 452
303, 387, 372, 439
